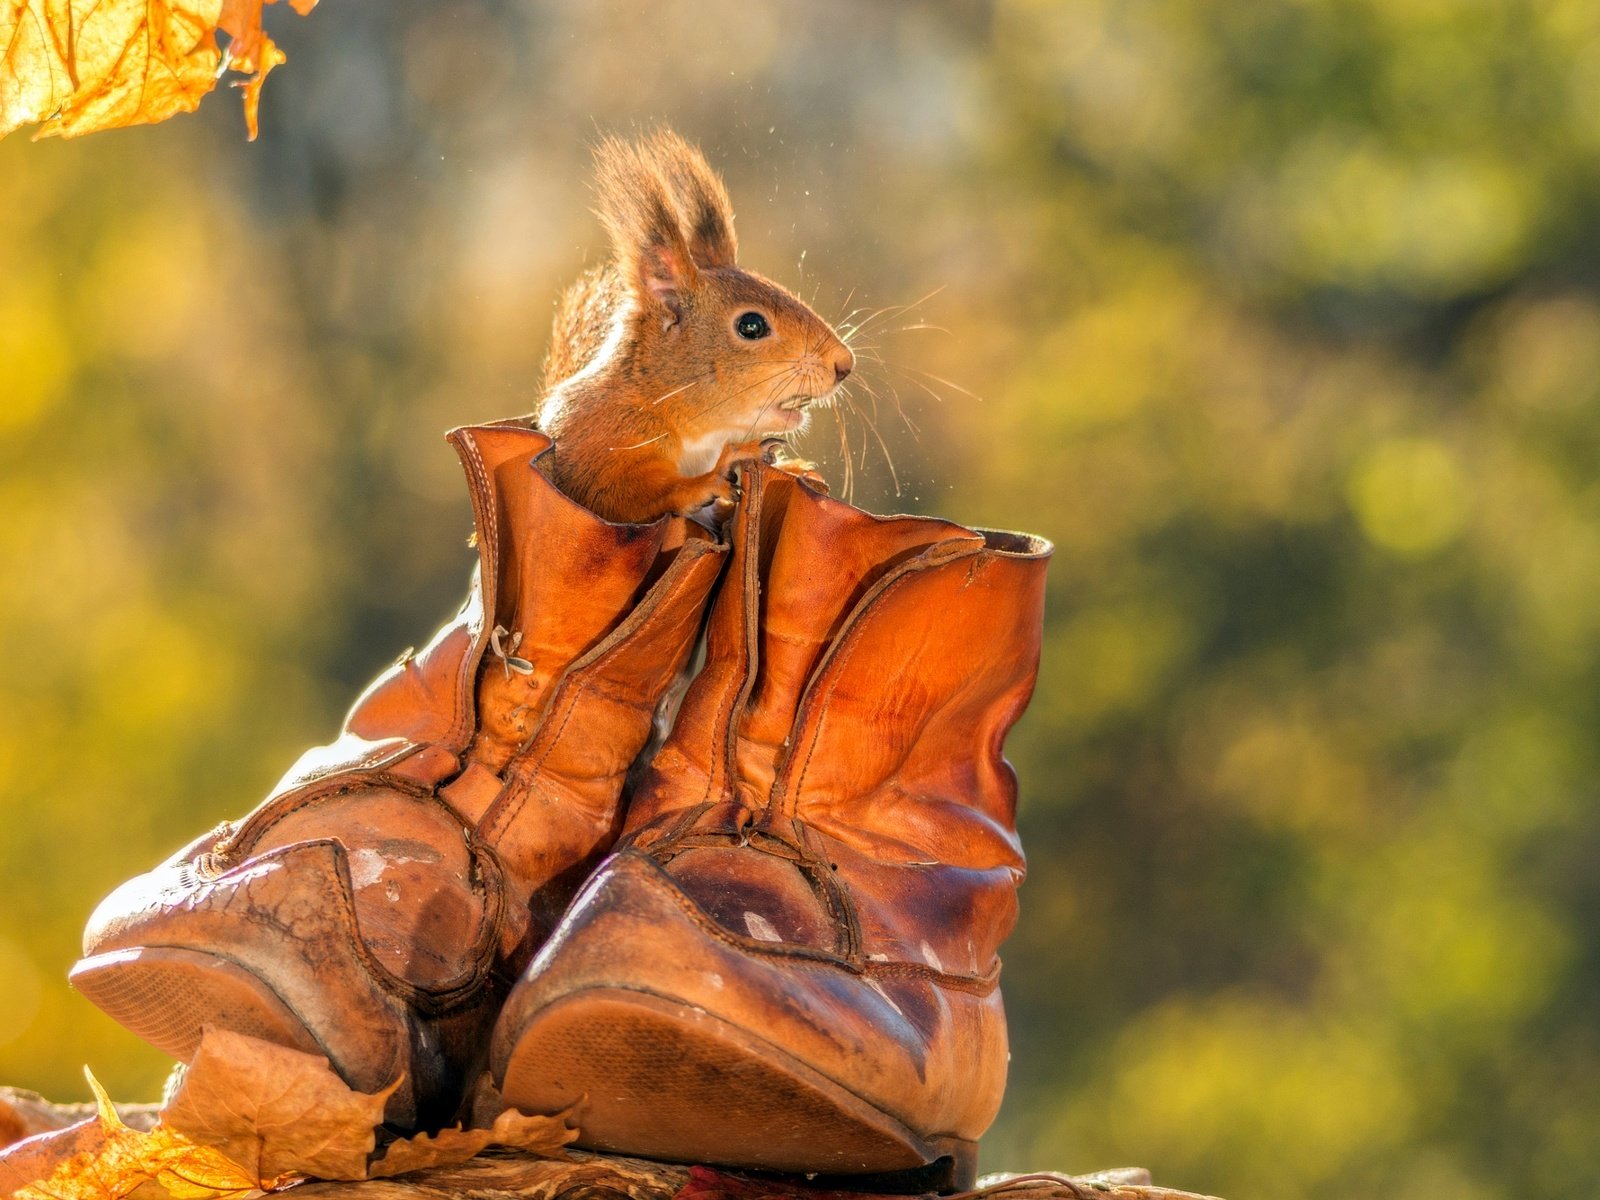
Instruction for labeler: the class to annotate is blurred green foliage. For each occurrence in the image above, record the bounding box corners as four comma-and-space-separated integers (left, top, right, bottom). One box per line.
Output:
2, 3, 1597, 1197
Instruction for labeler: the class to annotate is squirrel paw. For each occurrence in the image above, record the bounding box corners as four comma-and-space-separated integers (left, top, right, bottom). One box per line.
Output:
762, 440, 816, 470
680, 489, 737, 532
688, 472, 738, 524
757, 439, 829, 493
714, 439, 773, 474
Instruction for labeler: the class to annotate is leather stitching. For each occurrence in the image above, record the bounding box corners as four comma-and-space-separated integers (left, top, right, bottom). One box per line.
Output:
622, 854, 1000, 994
452, 431, 499, 748
698, 472, 763, 810
483, 539, 722, 839
210, 791, 502, 1011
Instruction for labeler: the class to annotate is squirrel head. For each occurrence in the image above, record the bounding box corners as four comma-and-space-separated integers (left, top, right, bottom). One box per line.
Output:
578, 130, 855, 453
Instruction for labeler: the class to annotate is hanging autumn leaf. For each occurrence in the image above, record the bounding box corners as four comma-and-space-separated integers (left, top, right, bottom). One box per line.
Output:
0, 0, 317, 142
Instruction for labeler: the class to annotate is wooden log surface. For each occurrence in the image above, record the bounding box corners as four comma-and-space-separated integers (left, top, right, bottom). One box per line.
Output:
1, 1088, 1219, 1200
289, 1148, 1214, 1200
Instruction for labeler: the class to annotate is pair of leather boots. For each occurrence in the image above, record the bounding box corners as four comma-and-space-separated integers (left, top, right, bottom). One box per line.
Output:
72, 421, 1051, 1191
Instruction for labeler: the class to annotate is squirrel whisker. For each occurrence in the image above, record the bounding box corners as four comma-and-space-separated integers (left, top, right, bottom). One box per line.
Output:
609, 431, 671, 452
875, 359, 985, 406
835, 286, 947, 342
832, 391, 856, 503
679, 363, 801, 423
836, 387, 902, 497
646, 373, 714, 408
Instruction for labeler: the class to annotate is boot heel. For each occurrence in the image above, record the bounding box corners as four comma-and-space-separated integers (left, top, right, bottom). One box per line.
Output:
71, 946, 325, 1064
928, 1137, 980, 1193
791, 1138, 979, 1194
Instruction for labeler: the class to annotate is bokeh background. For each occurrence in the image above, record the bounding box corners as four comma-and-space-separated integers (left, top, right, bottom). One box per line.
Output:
3, 2, 1599, 1196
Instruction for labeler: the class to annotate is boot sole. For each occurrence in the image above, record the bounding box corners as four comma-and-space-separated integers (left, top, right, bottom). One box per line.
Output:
71, 946, 327, 1064
498, 988, 977, 1190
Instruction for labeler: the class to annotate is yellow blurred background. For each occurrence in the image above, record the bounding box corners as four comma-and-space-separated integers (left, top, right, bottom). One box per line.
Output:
2, 3, 1598, 1197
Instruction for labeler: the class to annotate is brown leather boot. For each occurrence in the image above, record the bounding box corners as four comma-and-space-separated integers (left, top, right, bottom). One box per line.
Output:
490, 463, 1050, 1188
72, 421, 727, 1128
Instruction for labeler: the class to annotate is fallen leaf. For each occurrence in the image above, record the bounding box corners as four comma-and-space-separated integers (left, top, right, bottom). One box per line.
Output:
0, 1117, 103, 1195
158, 1026, 395, 1184
0, 1094, 42, 1151
1, 1089, 161, 1152
3, 1034, 574, 1198
0, 1072, 258, 1200
0, 0, 318, 141
368, 1101, 577, 1180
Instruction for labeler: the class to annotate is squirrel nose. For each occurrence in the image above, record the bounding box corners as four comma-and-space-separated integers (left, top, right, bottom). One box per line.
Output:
832, 346, 855, 385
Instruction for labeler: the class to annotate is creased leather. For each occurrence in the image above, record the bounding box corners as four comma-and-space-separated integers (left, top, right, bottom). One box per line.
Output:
76, 420, 729, 1125
496, 462, 1051, 1148
629, 465, 1048, 978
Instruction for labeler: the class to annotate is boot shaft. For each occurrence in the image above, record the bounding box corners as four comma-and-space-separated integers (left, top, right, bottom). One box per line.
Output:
492, 466, 1052, 1168
260, 421, 726, 922
628, 463, 1051, 977
462, 423, 716, 773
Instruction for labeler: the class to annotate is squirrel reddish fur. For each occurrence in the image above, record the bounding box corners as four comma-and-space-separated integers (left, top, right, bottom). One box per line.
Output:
536, 130, 854, 525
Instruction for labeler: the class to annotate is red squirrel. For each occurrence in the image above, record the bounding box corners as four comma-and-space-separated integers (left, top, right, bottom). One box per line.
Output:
536, 129, 854, 524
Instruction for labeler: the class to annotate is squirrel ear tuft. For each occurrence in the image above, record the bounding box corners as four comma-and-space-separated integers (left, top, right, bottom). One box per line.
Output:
593, 134, 698, 320
645, 128, 739, 269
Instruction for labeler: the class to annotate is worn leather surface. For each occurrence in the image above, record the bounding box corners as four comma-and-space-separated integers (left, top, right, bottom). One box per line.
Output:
495, 462, 1051, 1147
77, 421, 728, 1122
259, 421, 727, 929
630, 464, 1049, 981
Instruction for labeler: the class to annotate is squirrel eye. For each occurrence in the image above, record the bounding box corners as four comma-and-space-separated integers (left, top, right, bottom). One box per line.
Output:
735, 311, 771, 340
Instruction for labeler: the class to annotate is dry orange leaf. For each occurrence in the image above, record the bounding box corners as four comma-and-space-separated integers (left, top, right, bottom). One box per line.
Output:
0, 1029, 576, 1198
368, 1102, 578, 1180
0, 1072, 258, 1200
0, 1092, 57, 1153
0, 1116, 104, 1195
158, 1027, 394, 1184
0, 0, 317, 141
1, 1089, 159, 1155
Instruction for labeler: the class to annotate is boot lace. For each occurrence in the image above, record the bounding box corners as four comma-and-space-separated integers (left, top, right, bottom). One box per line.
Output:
489, 624, 535, 680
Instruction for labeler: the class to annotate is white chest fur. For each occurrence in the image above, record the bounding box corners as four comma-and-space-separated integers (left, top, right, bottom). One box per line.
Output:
676, 430, 726, 477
